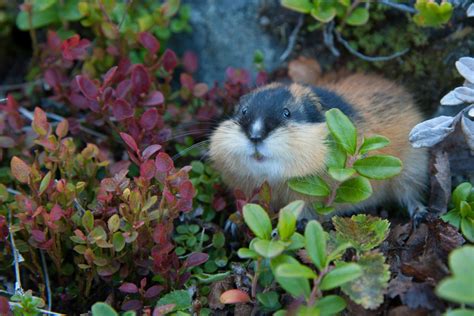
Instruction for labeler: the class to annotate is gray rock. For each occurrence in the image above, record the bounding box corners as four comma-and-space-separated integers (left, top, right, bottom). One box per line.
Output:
169, 0, 286, 84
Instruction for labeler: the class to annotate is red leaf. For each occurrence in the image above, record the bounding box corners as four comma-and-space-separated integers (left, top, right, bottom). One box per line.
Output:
32, 107, 50, 136
116, 79, 131, 99
226, 67, 250, 85
140, 160, 156, 180
220, 289, 251, 304
212, 196, 226, 212
61, 35, 90, 60
119, 282, 139, 294
142, 144, 162, 161
162, 49, 178, 72
180, 73, 195, 90
142, 91, 164, 107
68, 93, 89, 110
144, 285, 163, 299
184, 252, 209, 268
179, 180, 195, 199
47, 30, 61, 51
140, 108, 158, 130
155, 152, 174, 173
0, 136, 15, 148
131, 64, 150, 95
153, 304, 175, 316
193, 83, 208, 98
0, 296, 9, 315
256, 71, 268, 86
120, 132, 139, 153
76, 75, 98, 100
112, 99, 134, 121
103, 66, 118, 86
121, 299, 143, 311
11, 156, 31, 184
183, 51, 198, 73
55, 120, 69, 138
50, 204, 64, 221
31, 229, 46, 243
44, 68, 61, 90
139, 32, 160, 54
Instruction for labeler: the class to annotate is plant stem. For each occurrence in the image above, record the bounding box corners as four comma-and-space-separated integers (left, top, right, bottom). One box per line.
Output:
251, 259, 261, 298
307, 266, 330, 306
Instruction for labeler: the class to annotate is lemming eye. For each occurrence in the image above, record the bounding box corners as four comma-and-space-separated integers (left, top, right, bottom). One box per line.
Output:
283, 108, 291, 118
242, 107, 248, 115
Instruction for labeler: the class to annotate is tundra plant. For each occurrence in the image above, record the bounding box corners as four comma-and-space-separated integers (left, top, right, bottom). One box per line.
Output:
221, 201, 390, 314
288, 108, 403, 215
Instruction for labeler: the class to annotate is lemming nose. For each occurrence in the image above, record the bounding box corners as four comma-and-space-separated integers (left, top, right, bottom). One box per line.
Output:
249, 133, 263, 143
249, 119, 263, 143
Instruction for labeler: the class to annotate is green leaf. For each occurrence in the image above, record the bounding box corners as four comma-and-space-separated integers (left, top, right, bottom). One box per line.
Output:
288, 175, 330, 197
316, 295, 347, 316
256, 291, 281, 311
327, 242, 352, 262
281, 200, 305, 219
243, 204, 272, 240
413, 0, 453, 27
436, 246, 474, 304
62, 0, 84, 21
39, 171, 52, 195
353, 155, 402, 180
112, 232, 125, 252
346, 7, 369, 26
107, 214, 120, 233
82, 210, 94, 232
278, 209, 296, 241
212, 232, 225, 248
253, 239, 286, 258
157, 290, 192, 311
237, 248, 259, 259
194, 271, 231, 284
461, 218, 474, 242
453, 183, 473, 211
460, 201, 473, 218
445, 309, 474, 316
91, 302, 119, 316
325, 108, 357, 155
320, 263, 363, 291
281, 0, 313, 13
437, 278, 474, 305
442, 209, 461, 229
359, 135, 390, 154
328, 167, 355, 182
276, 263, 317, 279
305, 221, 327, 270
333, 214, 390, 253
311, 7, 337, 23
335, 177, 372, 203
325, 136, 347, 169
341, 252, 390, 309
286, 232, 305, 251
271, 255, 311, 299
16, 6, 60, 30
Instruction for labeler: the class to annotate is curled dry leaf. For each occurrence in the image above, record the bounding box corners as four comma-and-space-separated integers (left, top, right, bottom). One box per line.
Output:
288, 56, 321, 85
220, 289, 251, 304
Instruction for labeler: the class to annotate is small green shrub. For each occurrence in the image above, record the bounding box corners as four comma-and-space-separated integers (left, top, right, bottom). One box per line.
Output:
436, 245, 474, 316
288, 108, 402, 215
442, 182, 474, 242
222, 201, 390, 314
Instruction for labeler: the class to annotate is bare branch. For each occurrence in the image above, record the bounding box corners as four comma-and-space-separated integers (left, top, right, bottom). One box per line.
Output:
323, 21, 341, 57
40, 250, 52, 311
280, 15, 304, 62
335, 31, 409, 62
379, 0, 417, 14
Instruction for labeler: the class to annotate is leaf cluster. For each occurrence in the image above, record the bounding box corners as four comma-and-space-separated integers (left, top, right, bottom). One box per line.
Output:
288, 108, 402, 215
